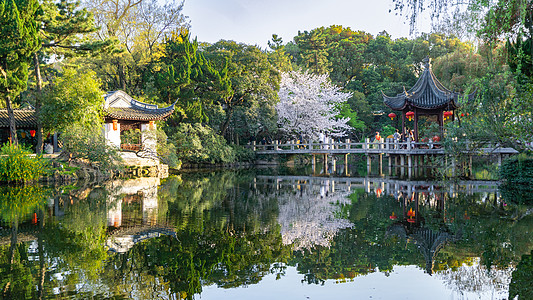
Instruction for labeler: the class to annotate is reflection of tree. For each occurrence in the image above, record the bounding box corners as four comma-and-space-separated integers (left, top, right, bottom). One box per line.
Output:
275, 179, 353, 250
102, 221, 291, 299
509, 250, 533, 300
436, 259, 513, 297
98, 171, 291, 299
0, 185, 48, 299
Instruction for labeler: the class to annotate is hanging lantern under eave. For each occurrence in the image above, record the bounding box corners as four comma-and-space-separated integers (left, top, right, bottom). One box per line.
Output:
407, 208, 416, 218
30, 129, 36, 137
389, 212, 398, 220
149, 120, 155, 130
112, 120, 118, 131
388, 112, 396, 120
443, 111, 453, 120
406, 111, 415, 121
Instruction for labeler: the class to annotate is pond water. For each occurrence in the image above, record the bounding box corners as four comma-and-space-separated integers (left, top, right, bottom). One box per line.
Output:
1, 166, 532, 299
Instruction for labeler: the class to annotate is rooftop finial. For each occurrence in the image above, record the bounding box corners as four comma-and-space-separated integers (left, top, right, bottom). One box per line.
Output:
423, 56, 430, 69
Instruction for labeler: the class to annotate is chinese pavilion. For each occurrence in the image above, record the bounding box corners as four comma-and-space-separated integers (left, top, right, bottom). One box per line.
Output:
382, 56, 473, 142
0, 109, 38, 144
103, 90, 176, 165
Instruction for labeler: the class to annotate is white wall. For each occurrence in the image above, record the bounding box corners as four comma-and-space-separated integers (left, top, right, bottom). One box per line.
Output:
104, 122, 121, 148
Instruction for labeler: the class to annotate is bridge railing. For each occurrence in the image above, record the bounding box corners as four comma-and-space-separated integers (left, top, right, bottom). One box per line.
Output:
250, 138, 443, 152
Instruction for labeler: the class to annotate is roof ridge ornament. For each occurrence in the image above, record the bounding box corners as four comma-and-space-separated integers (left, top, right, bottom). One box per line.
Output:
423, 56, 430, 70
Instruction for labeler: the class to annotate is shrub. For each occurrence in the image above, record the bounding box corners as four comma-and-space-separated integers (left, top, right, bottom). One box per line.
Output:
172, 123, 235, 164
155, 128, 181, 169
60, 125, 122, 171
231, 144, 255, 162
0, 143, 46, 183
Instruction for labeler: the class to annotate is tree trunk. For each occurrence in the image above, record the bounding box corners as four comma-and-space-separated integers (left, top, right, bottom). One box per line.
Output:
33, 53, 43, 154
220, 106, 234, 138
6, 95, 18, 146
119, 60, 126, 91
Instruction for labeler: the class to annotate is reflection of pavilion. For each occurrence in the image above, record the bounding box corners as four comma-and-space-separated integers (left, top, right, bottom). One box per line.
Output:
387, 224, 458, 275
105, 177, 177, 253
106, 177, 161, 228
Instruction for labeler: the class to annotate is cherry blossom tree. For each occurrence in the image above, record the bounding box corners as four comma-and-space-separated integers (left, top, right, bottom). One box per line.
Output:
276, 70, 352, 141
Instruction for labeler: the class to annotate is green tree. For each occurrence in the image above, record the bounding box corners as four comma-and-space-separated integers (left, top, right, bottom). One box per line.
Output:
40, 68, 104, 132
294, 28, 330, 75
204, 40, 280, 138
153, 32, 227, 125
31, 0, 112, 154
0, 0, 40, 146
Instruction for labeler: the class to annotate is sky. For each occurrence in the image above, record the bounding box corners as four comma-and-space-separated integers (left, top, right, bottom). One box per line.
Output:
182, 0, 432, 49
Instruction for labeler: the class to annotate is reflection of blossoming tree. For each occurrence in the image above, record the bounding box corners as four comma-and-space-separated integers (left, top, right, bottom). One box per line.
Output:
436, 259, 513, 299
276, 180, 353, 250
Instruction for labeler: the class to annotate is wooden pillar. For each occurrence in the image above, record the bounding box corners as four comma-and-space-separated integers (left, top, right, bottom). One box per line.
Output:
367, 155, 372, 174
324, 154, 328, 173
379, 154, 383, 176
53, 133, 59, 153
312, 154, 316, 173
332, 156, 336, 173
402, 111, 406, 140
468, 155, 473, 178
414, 108, 419, 142
252, 141, 256, 151
344, 154, 349, 176
388, 155, 392, 175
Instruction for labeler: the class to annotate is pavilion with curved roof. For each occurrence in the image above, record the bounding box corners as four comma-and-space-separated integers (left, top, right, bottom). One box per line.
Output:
383, 56, 473, 142
103, 90, 176, 168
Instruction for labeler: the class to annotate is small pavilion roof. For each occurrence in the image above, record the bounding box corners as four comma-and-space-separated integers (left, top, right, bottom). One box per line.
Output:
104, 90, 176, 121
383, 57, 467, 111
0, 109, 37, 128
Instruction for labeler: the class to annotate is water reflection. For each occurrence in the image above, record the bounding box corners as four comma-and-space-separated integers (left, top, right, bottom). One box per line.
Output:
0, 171, 531, 299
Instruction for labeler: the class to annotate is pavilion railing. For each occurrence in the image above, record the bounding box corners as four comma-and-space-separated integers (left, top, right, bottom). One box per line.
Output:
121, 143, 142, 151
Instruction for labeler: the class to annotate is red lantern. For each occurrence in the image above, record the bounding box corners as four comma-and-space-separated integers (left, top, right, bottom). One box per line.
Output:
407, 208, 415, 217
149, 120, 155, 130
388, 112, 396, 120
443, 111, 453, 120
461, 113, 464, 117
30, 129, 36, 137
112, 120, 118, 131
406, 111, 414, 121
389, 212, 397, 220
432, 135, 441, 142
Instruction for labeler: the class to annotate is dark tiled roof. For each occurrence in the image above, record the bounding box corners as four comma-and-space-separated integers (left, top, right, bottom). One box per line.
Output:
0, 109, 37, 128
383, 57, 468, 111
105, 106, 175, 121
103, 90, 176, 121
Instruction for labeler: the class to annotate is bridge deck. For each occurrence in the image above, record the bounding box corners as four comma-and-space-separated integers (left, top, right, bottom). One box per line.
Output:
252, 139, 518, 156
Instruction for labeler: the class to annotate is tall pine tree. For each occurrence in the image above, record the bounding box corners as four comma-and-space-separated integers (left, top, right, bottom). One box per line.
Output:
0, 0, 40, 146
32, 0, 113, 153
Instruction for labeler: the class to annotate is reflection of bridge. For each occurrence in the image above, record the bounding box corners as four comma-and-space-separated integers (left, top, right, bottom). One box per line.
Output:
255, 175, 500, 195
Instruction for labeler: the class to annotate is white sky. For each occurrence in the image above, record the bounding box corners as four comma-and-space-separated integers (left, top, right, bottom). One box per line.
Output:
182, 0, 433, 49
